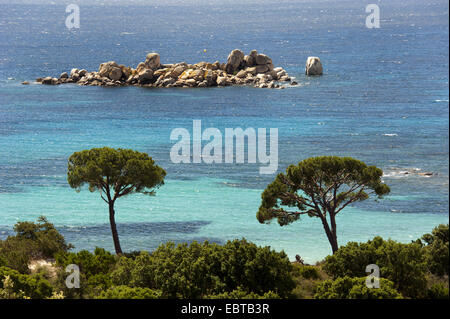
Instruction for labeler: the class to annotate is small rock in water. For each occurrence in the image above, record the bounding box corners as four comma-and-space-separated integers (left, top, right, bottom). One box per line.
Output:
305, 56, 323, 76
418, 172, 433, 177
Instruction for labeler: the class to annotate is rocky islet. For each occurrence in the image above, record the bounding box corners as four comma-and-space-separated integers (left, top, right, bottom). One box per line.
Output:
35, 49, 323, 89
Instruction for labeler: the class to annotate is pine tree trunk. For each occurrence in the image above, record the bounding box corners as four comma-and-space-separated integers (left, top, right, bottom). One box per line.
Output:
320, 215, 339, 254
329, 213, 339, 254
329, 237, 338, 254
108, 201, 123, 255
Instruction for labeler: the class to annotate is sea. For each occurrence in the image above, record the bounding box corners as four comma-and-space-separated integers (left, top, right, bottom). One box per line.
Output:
0, 0, 448, 263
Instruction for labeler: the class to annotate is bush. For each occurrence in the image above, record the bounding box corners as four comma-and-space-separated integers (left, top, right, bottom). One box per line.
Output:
112, 245, 220, 298
314, 276, 402, 299
207, 287, 280, 299
219, 239, 295, 297
96, 286, 162, 299
420, 224, 449, 276
426, 283, 449, 299
292, 264, 320, 280
122, 251, 143, 259
54, 247, 117, 298
111, 239, 295, 298
0, 239, 31, 273
0, 216, 73, 273
0, 255, 6, 267
322, 237, 427, 298
13, 216, 73, 258
0, 275, 29, 299
0, 266, 53, 299
322, 237, 383, 278
55, 247, 116, 279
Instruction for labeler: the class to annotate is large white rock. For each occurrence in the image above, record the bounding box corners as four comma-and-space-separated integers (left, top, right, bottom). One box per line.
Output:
305, 57, 323, 76
70, 68, 79, 77
145, 53, 161, 70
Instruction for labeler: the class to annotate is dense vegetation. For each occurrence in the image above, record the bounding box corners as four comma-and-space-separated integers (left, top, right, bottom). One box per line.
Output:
0, 216, 72, 273
0, 218, 448, 299
315, 276, 403, 299
322, 237, 427, 297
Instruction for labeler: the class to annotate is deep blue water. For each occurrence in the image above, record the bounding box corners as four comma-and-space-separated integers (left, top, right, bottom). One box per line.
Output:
0, 0, 448, 262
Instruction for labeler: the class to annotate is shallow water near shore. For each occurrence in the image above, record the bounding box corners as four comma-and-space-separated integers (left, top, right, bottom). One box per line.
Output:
0, 0, 448, 262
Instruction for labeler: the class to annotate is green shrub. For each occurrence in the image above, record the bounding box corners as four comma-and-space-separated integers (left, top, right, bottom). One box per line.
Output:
292, 264, 320, 280
0, 275, 29, 299
0, 266, 53, 299
111, 239, 295, 298
208, 287, 280, 299
420, 224, 449, 276
112, 242, 224, 298
54, 247, 117, 298
314, 276, 402, 299
86, 273, 113, 291
0, 255, 6, 267
0, 216, 73, 273
322, 237, 427, 298
219, 239, 295, 297
426, 283, 449, 299
55, 247, 116, 279
110, 254, 136, 286
13, 216, 73, 257
122, 251, 143, 259
96, 285, 162, 299
0, 238, 31, 273
148, 241, 223, 298
111, 243, 222, 299
322, 237, 382, 278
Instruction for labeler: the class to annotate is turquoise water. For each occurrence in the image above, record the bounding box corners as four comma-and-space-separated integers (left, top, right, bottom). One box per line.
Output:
0, 0, 448, 263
